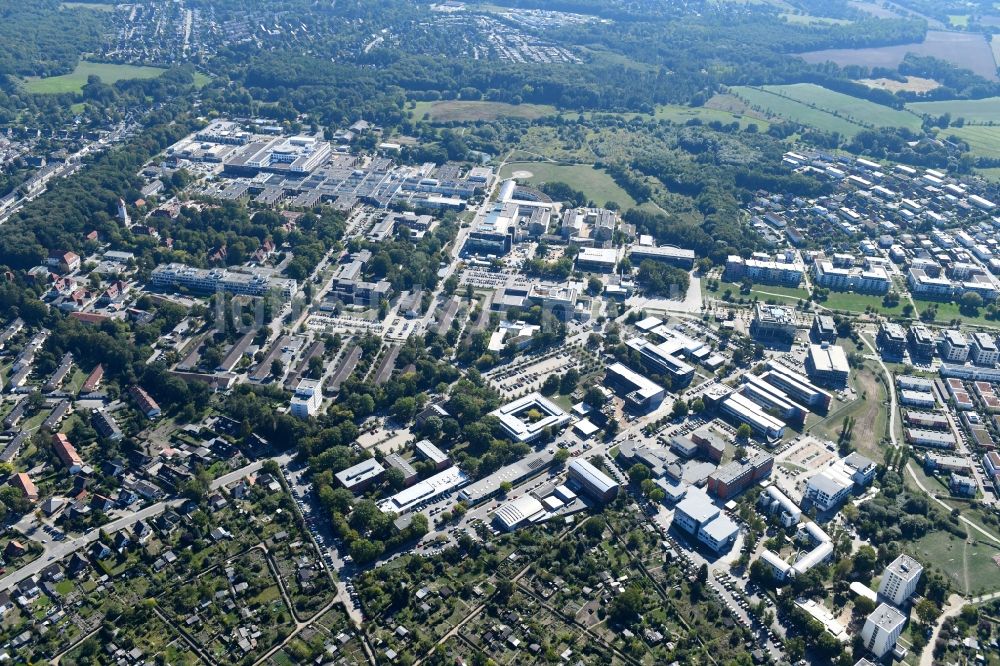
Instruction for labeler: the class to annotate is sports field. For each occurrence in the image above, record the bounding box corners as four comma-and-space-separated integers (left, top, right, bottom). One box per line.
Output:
498, 162, 637, 209
908, 97, 1000, 123
411, 100, 557, 123
23, 61, 165, 94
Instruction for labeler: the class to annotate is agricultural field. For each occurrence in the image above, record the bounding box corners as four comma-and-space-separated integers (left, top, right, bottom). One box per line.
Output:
410, 100, 557, 123
730, 86, 870, 138
908, 96, 1000, 123
798, 30, 999, 82
855, 76, 939, 93
758, 83, 923, 131
779, 12, 851, 25
499, 161, 637, 209
940, 125, 1000, 159
23, 61, 165, 94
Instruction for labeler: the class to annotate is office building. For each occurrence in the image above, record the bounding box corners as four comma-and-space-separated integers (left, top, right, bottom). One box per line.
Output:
861, 604, 906, 658
624, 338, 695, 388
414, 439, 451, 470
567, 459, 620, 503
604, 362, 666, 411
576, 247, 618, 273
707, 451, 773, 499
714, 389, 786, 440
878, 554, 923, 606
151, 263, 297, 300
672, 487, 739, 554
490, 393, 572, 443
383, 454, 418, 487
877, 322, 907, 357
378, 467, 469, 515
629, 245, 696, 269
804, 467, 853, 511
805, 343, 850, 386
335, 458, 385, 493
763, 362, 833, 412
760, 486, 801, 527
740, 375, 808, 424
750, 304, 797, 343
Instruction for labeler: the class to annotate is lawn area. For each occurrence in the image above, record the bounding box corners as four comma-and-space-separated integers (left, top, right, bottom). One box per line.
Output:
819, 291, 902, 315
809, 366, 889, 462
978, 167, 1000, 183
23, 61, 166, 94
908, 96, 1000, 123
411, 100, 557, 123
911, 530, 1000, 597
948, 14, 970, 27
498, 162, 637, 209
711, 281, 810, 304
914, 299, 1000, 330
730, 84, 923, 138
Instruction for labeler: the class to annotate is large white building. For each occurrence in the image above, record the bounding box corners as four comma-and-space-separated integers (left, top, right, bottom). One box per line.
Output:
725, 254, 803, 286
970, 332, 1000, 367
941, 329, 969, 363
672, 487, 739, 554
493, 495, 545, 531
489, 393, 572, 443
805, 343, 850, 386
812, 260, 891, 294
878, 554, 923, 606
861, 603, 906, 658
151, 263, 297, 300
804, 467, 854, 511
290, 379, 323, 419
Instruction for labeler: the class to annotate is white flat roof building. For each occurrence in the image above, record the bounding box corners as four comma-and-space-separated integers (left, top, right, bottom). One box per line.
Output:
862, 603, 906, 658
878, 554, 923, 606
335, 458, 385, 493
378, 467, 469, 515
490, 392, 572, 443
